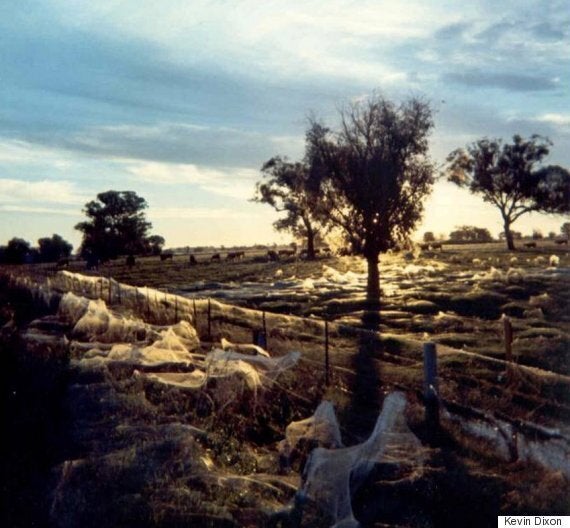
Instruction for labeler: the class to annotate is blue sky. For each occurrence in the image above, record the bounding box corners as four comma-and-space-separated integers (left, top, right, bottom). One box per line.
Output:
1, 0, 569, 249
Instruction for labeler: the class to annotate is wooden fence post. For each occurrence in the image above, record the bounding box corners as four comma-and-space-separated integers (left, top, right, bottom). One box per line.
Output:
423, 342, 439, 434
503, 316, 513, 363
262, 311, 268, 350
324, 319, 330, 386
207, 298, 211, 340
107, 270, 112, 304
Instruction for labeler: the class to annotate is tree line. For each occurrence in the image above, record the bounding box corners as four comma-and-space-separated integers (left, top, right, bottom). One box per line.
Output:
0, 235, 73, 265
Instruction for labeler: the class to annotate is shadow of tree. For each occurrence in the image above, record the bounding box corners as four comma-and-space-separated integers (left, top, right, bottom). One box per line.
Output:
344, 310, 383, 440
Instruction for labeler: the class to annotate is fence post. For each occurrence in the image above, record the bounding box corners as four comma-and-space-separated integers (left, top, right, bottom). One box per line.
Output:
207, 298, 211, 340
423, 342, 439, 435
262, 311, 268, 350
503, 316, 513, 363
108, 274, 112, 305
324, 319, 330, 386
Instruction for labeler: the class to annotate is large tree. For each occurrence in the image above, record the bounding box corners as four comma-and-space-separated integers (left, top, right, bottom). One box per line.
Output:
446, 135, 570, 250
253, 157, 322, 259
75, 190, 153, 261
307, 95, 435, 306
38, 234, 73, 263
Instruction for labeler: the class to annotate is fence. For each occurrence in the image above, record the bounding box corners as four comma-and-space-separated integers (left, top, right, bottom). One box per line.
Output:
3, 268, 570, 477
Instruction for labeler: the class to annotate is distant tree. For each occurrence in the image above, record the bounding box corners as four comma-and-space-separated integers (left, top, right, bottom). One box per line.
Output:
499, 230, 522, 241
449, 226, 493, 243
254, 157, 322, 259
532, 229, 543, 240
3, 237, 32, 264
147, 235, 165, 256
548, 231, 557, 240
446, 135, 570, 250
562, 222, 570, 239
307, 95, 434, 306
38, 234, 73, 263
75, 191, 155, 261
423, 232, 436, 243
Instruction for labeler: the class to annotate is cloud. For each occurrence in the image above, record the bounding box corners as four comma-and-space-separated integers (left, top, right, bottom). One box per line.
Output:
0, 204, 79, 216
443, 71, 560, 92
0, 178, 87, 205
50, 123, 302, 169
0, 140, 76, 168
149, 206, 254, 220
126, 160, 260, 200
533, 113, 570, 128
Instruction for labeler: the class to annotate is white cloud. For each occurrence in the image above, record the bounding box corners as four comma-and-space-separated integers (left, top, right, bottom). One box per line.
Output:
149, 206, 254, 220
126, 161, 259, 200
0, 140, 77, 168
0, 204, 79, 216
535, 113, 570, 128
0, 178, 88, 205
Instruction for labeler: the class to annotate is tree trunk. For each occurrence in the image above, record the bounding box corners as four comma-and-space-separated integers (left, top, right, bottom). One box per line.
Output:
305, 221, 316, 260
366, 254, 380, 308
504, 221, 515, 251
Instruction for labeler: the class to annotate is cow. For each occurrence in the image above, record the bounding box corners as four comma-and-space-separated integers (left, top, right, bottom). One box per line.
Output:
523, 241, 537, 248
160, 252, 174, 261
430, 242, 443, 250
419, 243, 430, 251
126, 254, 136, 267
555, 238, 568, 245
188, 254, 197, 265
211, 253, 221, 261
267, 250, 279, 261
226, 251, 244, 260
278, 249, 296, 258
234, 251, 245, 259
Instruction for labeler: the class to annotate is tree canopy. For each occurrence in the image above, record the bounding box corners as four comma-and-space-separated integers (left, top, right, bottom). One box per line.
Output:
253, 157, 322, 259
38, 234, 73, 263
307, 94, 435, 305
446, 135, 570, 250
75, 190, 155, 261
449, 226, 493, 243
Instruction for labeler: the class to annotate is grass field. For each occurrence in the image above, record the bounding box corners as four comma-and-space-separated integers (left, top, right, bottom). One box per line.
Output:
2, 240, 569, 526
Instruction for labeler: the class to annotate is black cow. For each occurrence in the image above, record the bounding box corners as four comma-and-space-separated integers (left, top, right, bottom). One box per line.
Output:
189, 254, 197, 265
160, 252, 174, 261
523, 241, 537, 248
126, 254, 136, 267
267, 250, 279, 261
555, 238, 568, 245
211, 253, 221, 261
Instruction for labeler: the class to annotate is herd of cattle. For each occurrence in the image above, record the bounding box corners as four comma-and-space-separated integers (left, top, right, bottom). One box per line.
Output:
54, 237, 569, 271
186, 247, 329, 265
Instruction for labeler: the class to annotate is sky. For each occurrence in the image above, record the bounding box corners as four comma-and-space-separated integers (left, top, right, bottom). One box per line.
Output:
1, 0, 569, 250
